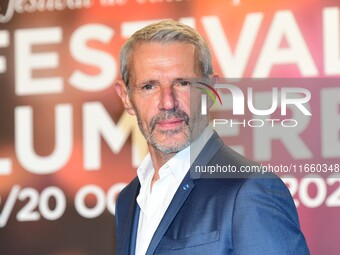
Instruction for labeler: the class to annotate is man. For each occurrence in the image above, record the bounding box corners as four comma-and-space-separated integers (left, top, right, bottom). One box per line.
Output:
115, 20, 309, 255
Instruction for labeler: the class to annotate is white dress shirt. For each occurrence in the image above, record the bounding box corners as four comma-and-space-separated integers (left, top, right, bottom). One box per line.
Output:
135, 126, 213, 255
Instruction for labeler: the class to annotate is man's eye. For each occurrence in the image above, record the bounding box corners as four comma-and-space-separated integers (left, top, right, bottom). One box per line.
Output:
179, 81, 191, 86
142, 84, 154, 90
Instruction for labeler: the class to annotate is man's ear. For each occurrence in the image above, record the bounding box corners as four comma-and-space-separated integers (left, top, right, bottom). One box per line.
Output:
115, 80, 136, 116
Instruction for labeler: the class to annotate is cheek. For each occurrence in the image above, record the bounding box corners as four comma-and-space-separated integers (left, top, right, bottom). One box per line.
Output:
183, 93, 202, 116
135, 107, 155, 127
178, 93, 192, 112
134, 94, 161, 118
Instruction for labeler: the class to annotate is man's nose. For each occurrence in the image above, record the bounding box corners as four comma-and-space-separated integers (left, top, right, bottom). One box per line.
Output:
158, 86, 178, 110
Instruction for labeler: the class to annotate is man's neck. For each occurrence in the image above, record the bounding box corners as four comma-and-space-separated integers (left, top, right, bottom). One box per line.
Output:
148, 147, 176, 185
146, 126, 212, 188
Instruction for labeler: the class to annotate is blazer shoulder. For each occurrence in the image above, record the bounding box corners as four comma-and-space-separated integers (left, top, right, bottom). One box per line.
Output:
217, 144, 257, 167
199, 142, 259, 179
231, 175, 310, 254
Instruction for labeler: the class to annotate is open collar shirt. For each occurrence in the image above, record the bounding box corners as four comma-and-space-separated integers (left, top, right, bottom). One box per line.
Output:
135, 126, 214, 255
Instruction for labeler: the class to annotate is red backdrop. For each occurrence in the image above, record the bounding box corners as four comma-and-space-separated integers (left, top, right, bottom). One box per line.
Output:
0, 0, 339, 254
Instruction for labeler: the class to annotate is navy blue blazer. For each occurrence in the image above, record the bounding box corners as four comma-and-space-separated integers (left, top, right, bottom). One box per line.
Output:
115, 132, 310, 255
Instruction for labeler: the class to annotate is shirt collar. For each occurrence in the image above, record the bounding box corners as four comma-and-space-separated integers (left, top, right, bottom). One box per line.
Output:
137, 154, 153, 186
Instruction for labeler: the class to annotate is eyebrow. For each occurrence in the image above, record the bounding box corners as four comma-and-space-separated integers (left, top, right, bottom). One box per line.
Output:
138, 80, 158, 86
138, 77, 195, 85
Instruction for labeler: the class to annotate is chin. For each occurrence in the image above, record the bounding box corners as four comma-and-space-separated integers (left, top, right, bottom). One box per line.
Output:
153, 137, 190, 154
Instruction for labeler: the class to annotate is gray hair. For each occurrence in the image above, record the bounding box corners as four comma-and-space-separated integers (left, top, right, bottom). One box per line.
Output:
119, 20, 213, 88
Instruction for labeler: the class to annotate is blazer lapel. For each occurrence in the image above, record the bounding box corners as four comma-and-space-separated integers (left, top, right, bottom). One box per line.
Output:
145, 132, 224, 254
146, 173, 195, 255
118, 178, 140, 255
129, 205, 140, 255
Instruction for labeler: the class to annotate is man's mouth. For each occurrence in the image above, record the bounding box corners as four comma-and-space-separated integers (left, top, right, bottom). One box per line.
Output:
155, 118, 184, 129
150, 108, 190, 132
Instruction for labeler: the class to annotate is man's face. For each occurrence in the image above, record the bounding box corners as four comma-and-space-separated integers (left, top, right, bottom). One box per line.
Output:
118, 42, 207, 154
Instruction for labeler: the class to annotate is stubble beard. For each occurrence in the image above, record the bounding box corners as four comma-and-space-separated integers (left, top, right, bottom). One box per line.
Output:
137, 108, 192, 154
